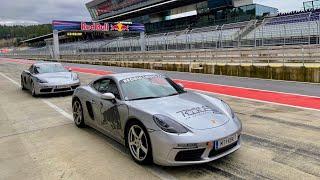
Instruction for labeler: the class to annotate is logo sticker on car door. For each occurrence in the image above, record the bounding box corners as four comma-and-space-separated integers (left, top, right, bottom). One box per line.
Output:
102, 105, 121, 129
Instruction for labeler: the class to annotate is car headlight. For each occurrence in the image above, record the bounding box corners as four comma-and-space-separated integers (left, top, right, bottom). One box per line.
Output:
153, 114, 189, 134
72, 73, 79, 81
222, 101, 235, 119
35, 77, 47, 83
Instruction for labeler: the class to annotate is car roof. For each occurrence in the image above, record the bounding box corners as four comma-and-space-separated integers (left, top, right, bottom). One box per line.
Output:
33, 62, 62, 66
106, 72, 164, 81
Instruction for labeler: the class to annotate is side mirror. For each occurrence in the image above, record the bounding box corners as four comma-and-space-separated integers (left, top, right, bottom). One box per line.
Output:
178, 83, 185, 89
101, 93, 115, 100
24, 70, 31, 75
68, 68, 72, 72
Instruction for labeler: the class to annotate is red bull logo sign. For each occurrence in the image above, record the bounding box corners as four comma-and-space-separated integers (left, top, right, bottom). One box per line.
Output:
80, 22, 130, 32
53, 20, 145, 32
110, 23, 130, 32
81, 22, 109, 31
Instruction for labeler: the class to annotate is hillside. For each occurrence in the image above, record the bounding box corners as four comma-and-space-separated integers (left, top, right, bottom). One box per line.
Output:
0, 24, 52, 47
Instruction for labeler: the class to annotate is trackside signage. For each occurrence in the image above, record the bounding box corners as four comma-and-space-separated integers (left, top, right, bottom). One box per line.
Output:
81, 22, 109, 31
52, 20, 145, 32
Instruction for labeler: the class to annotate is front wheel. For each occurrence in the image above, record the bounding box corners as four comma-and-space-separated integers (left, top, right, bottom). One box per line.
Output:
127, 122, 153, 165
21, 78, 26, 90
73, 99, 85, 128
31, 82, 37, 97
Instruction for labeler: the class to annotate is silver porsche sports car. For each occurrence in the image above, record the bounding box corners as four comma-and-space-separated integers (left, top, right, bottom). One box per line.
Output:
72, 72, 242, 166
21, 62, 80, 96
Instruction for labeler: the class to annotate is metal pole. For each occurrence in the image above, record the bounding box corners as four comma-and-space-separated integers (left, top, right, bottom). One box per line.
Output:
318, 15, 320, 44
53, 30, 60, 60
308, 14, 311, 45
140, 32, 146, 52
284, 25, 286, 46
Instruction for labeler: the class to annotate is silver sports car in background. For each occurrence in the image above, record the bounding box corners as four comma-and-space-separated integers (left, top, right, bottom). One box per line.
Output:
72, 72, 242, 166
21, 62, 80, 96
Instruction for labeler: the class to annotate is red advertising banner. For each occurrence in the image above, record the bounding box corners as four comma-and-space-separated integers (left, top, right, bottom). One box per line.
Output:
52, 20, 145, 32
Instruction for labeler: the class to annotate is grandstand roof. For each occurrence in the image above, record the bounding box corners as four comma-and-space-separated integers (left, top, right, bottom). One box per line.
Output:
87, 0, 209, 21
21, 33, 54, 43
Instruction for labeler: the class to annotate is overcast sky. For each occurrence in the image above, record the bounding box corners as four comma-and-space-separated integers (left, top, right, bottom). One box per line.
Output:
0, 0, 306, 25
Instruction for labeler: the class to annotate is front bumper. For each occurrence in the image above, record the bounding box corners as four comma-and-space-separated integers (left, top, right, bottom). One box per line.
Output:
35, 81, 81, 94
149, 124, 241, 166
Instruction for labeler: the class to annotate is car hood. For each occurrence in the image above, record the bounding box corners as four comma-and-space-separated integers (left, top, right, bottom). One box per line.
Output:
128, 92, 231, 130
35, 72, 74, 84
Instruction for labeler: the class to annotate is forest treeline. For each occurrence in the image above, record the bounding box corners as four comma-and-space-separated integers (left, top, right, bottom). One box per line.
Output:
0, 24, 52, 47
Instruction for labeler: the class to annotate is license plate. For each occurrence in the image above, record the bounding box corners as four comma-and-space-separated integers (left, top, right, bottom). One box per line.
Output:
215, 134, 238, 150
56, 85, 69, 89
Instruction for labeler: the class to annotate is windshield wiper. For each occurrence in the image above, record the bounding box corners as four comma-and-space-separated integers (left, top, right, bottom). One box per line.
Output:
129, 96, 160, 101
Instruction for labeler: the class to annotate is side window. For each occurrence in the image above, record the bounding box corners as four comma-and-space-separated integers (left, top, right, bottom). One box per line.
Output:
33, 66, 39, 74
92, 80, 102, 91
99, 79, 111, 93
29, 66, 34, 74
92, 79, 121, 99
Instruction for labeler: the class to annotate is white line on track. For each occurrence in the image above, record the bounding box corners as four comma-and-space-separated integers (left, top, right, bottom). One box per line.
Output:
0, 71, 176, 180
0, 72, 73, 121
178, 79, 320, 99
188, 88, 320, 112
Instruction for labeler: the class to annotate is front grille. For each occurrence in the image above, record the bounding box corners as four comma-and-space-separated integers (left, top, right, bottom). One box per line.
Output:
71, 85, 79, 89
209, 141, 238, 158
40, 88, 52, 93
175, 148, 205, 162
54, 88, 71, 92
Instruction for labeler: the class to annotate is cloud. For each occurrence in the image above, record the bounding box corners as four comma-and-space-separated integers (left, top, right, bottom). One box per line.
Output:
0, 0, 92, 25
254, 0, 305, 12
0, 19, 40, 26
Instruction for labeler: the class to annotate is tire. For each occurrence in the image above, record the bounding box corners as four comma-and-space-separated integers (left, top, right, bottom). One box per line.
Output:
31, 82, 37, 97
127, 121, 153, 165
21, 77, 26, 90
72, 99, 86, 128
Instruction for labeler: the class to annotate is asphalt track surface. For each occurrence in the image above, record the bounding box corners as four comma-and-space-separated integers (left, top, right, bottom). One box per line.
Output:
0, 58, 320, 179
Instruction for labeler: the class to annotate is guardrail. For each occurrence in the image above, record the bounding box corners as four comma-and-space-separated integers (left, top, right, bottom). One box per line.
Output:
4, 45, 320, 66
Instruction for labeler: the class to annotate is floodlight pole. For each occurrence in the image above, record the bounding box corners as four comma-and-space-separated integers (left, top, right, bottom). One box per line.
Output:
53, 30, 60, 60
140, 32, 146, 51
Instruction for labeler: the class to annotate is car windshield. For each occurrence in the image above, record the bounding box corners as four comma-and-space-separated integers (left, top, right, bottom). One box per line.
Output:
120, 75, 185, 101
35, 64, 67, 74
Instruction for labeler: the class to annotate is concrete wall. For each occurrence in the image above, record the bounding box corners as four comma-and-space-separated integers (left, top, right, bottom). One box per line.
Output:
10, 55, 318, 83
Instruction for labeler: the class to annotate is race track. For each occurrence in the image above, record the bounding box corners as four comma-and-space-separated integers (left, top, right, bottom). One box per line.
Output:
0, 58, 319, 179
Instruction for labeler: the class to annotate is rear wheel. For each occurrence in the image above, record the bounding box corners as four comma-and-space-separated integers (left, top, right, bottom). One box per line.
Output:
127, 122, 153, 165
73, 99, 85, 128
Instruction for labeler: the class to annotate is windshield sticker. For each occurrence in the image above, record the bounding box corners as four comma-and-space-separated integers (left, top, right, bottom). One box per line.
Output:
176, 106, 216, 118
120, 75, 165, 84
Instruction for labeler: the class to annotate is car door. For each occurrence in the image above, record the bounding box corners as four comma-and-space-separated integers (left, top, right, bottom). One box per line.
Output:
91, 78, 128, 140
24, 65, 34, 89
87, 79, 106, 125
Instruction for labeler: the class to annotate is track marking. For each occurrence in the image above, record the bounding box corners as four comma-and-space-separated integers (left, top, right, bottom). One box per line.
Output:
3, 58, 320, 111
0, 71, 176, 180
42, 100, 73, 120
188, 88, 320, 112
175, 79, 320, 99
0, 72, 73, 121
3, 58, 319, 99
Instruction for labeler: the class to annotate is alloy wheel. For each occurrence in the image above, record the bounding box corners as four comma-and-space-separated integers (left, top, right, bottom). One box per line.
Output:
128, 125, 149, 161
73, 101, 83, 126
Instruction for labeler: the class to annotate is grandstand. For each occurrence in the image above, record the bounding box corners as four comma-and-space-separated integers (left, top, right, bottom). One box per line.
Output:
244, 9, 320, 46
86, 0, 277, 33
4, 0, 320, 66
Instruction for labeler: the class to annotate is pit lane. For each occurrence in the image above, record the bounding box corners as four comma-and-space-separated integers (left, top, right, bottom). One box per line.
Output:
0, 59, 319, 179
